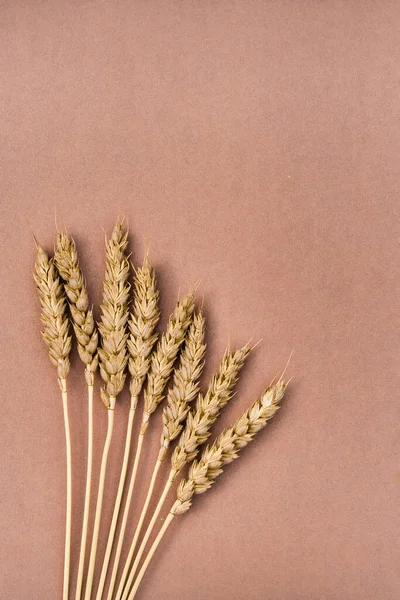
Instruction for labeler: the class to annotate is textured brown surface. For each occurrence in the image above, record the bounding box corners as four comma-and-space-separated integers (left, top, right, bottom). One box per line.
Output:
1, 2, 399, 599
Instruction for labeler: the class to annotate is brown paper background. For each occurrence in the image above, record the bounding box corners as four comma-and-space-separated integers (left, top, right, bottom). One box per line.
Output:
1, 2, 399, 599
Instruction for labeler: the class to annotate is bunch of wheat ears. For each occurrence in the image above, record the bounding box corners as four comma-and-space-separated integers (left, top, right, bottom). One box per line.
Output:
34, 218, 290, 600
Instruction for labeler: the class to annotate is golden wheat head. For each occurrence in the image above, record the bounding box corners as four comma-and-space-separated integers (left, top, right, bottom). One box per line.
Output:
98, 220, 130, 408
127, 253, 160, 403
159, 310, 206, 459
55, 232, 99, 385
170, 344, 251, 473
34, 244, 72, 384
171, 380, 287, 514
140, 290, 196, 432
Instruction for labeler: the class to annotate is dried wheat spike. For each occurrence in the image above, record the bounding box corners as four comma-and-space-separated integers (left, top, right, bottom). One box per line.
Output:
34, 244, 72, 383
127, 253, 160, 403
171, 380, 287, 514
98, 220, 130, 408
170, 345, 250, 473
159, 310, 206, 459
54, 232, 98, 385
141, 290, 196, 432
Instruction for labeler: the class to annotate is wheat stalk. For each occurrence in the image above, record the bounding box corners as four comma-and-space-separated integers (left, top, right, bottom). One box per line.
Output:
120, 344, 250, 600
115, 310, 206, 600
84, 220, 130, 600
54, 232, 99, 600
95, 251, 160, 600
106, 290, 195, 600
34, 243, 72, 600
128, 380, 287, 599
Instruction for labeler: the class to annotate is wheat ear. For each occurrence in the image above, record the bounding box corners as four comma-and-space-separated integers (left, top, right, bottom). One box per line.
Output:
128, 380, 287, 600
54, 232, 99, 384
106, 290, 195, 600
115, 311, 206, 600
95, 252, 160, 600
84, 220, 130, 600
54, 232, 99, 600
34, 244, 72, 600
121, 344, 250, 599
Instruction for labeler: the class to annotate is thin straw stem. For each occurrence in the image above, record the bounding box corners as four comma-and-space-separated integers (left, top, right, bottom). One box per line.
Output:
120, 472, 175, 600
75, 383, 94, 600
127, 513, 175, 600
106, 431, 145, 600
84, 399, 116, 600
115, 458, 163, 600
95, 402, 138, 600
60, 379, 72, 600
